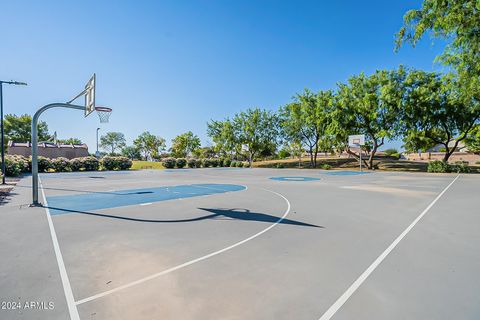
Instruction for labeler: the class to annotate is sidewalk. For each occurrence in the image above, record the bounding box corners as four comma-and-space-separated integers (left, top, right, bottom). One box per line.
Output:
0, 175, 70, 320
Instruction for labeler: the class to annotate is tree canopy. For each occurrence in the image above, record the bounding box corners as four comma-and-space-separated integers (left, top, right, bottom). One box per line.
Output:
133, 131, 166, 160
170, 131, 201, 158
4, 114, 49, 147
233, 108, 279, 166
280, 89, 334, 167
57, 137, 82, 145
333, 68, 406, 169
100, 132, 126, 155
401, 70, 480, 162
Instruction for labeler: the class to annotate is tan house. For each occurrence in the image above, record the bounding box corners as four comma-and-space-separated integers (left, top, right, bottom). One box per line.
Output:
7, 142, 89, 159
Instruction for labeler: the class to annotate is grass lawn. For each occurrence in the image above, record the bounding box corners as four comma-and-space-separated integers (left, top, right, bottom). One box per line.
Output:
131, 160, 164, 170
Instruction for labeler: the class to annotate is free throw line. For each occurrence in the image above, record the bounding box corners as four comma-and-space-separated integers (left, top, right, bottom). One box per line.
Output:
40, 178, 80, 320
318, 174, 459, 320
75, 187, 289, 305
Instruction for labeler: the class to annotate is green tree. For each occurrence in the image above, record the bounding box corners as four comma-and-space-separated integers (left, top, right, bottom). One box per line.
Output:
207, 119, 238, 158
4, 114, 49, 147
280, 89, 334, 168
333, 68, 405, 169
396, 0, 480, 130
401, 70, 480, 162
57, 137, 82, 145
100, 132, 126, 155
170, 131, 201, 158
396, 0, 480, 75
465, 125, 480, 153
233, 108, 279, 167
133, 131, 166, 160
121, 145, 142, 160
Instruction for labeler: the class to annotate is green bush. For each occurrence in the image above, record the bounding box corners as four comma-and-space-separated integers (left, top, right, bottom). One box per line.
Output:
195, 159, 203, 168
162, 157, 176, 169
278, 149, 291, 159
101, 156, 132, 170
223, 158, 232, 167
82, 156, 99, 171
3, 156, 22, 176
276, 163, 285, 168
476, 161, 480, 165
52, 157, 71, 172
390, 152, 401, 159
204, 158, 214, 168
70, 158, 83, 171
37, 156, 52, 173
11, 155, 30, 173
210, 158, 219, 167
242, 162, 249, 168
117, 157, 133, 170
451, 162, 471, 173
218, 158, 225, 167
176, 158, 187, 168
384, 148, 399, 156
187, 158, 197, 168
230, 161, 237, 167
321, 163, 332, 170
427, 160, 451, 173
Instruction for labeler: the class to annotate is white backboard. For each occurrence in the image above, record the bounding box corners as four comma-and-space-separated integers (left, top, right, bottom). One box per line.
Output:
84, 74, 96, 117
348, 134, 365, 146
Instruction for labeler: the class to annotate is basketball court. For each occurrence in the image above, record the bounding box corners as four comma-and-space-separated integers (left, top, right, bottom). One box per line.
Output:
1, 168, 479, 320
1, 76, 479, 319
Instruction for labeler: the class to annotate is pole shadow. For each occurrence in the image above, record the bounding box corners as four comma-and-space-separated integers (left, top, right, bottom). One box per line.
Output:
45, 206, 322, 228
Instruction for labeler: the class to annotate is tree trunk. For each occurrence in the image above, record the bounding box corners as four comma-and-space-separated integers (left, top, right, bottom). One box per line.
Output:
346, 148, 369, 168
309, 146, 313, 168
313, 144, 319, 168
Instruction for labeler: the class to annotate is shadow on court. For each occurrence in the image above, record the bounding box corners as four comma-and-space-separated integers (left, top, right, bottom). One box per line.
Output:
45, 206, 322, 228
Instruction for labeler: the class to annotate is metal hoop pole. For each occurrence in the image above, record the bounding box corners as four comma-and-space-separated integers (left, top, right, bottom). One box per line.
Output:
31, 103, 85, 206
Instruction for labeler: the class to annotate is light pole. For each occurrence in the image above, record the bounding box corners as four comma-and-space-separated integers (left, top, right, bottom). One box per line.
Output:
96, 127, 100, 157
0, 80, 27, 184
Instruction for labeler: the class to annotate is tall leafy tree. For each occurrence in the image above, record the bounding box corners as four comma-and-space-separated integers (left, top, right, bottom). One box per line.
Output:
121, 145, 142, 160
170, 131, 201, 158
100, 132, 126, 155
233, 108, 279, 167
396, 0, 480, 75
4, 114, 49, 147
396, 0, 480, 130
133, 131, 166, 160
334, 68, 406, 169
401, 70, 480, 162
280, 89, 334, 167
207, 119, 238, 158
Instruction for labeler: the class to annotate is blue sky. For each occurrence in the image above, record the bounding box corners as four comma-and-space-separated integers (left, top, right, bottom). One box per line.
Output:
1, 0, 445, 152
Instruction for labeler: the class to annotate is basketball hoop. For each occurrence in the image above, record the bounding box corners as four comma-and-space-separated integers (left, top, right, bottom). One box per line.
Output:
95, 106, 112, 123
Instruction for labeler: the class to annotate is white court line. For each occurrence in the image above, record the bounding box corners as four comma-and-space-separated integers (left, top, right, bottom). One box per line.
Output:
39, 178, 80, 320
140, 202, 152, 206
318, 174, 460, 320
75, 186, 288, 306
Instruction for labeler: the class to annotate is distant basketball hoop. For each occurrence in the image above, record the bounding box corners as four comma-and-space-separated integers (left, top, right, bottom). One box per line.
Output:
95, 106, 112, 123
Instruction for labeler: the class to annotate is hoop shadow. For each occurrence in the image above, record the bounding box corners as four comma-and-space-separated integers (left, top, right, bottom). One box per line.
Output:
45, 206, 322, 228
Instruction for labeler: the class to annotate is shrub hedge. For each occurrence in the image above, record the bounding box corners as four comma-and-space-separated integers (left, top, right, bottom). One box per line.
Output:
176, 158, 187, 168
101, 156, 132, 170
187, 158, 197, 168
52, 157, 71, 172
0, 155, 133, 177
162, 157, 176, 169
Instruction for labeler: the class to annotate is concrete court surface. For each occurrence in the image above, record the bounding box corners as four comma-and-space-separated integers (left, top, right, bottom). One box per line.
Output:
0, 168, 479, 320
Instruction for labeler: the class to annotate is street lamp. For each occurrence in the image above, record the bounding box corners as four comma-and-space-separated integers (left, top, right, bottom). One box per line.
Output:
0, 80, 28, 184
96, 127, 101, 157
